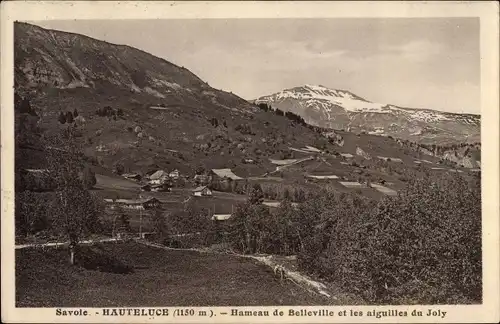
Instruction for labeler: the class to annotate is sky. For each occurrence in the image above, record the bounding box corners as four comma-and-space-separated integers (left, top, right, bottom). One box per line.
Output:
32, 18, 480, 114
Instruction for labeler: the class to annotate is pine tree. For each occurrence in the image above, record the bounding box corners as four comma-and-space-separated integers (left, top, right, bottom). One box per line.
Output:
66, 111, 74, 124
58, 111, 67, 124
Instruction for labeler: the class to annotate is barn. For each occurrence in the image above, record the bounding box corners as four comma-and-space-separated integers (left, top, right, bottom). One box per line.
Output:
192, 185, 213, 197
211, 168, 243, 180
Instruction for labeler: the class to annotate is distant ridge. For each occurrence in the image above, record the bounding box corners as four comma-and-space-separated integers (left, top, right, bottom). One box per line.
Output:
254, 84, 480, 144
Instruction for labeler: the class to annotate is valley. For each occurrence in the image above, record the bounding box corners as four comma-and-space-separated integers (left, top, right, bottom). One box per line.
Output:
13, 21, 482, 307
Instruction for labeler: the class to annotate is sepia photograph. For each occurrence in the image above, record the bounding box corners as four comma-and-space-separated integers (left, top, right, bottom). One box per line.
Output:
1, 1, 499, 323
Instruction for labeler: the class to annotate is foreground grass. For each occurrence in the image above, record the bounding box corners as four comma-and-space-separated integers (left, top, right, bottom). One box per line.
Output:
16, 241, 328, 307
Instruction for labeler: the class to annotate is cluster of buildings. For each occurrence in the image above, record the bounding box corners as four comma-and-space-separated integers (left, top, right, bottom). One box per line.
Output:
106, 167, 246, 220
122, 169, 182, 193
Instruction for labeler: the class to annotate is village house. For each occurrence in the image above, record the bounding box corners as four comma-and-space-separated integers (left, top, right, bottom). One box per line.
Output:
169, 169, 180, 180
243, 158, 255, 164
192, 185, 213, 197
149, 170, 168, 185
211, 214, 232, 221
104, 197, 161, 210
151, 183, 171, 192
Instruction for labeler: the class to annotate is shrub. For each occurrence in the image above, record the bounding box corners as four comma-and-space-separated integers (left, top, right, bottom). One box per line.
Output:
238, 124, 256, 136
113, 162, 125, 175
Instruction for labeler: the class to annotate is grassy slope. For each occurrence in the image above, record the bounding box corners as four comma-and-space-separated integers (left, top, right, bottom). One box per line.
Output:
16, 242, 329, 307
15, 22, 477, 204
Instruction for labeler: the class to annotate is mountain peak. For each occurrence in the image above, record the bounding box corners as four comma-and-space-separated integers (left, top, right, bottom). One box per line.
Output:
259, 84, 384, 113
304, 84, 328, 90
255, 84, 480, 144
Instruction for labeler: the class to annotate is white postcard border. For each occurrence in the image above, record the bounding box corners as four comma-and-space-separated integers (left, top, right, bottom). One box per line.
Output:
1, 1, 498, 323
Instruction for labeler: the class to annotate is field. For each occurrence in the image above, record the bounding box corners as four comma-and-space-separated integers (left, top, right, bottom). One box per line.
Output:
95, 174, 142, 191
16, 242, 329, 307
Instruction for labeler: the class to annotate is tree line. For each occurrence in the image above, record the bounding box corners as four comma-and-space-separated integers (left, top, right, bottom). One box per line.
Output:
225, 173, 481, 304
58, 109, 79, 124
257, 102, 307, 126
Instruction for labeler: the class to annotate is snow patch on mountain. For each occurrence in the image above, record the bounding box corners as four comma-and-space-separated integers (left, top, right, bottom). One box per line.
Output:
257, 85, 460, 123
265, 84, 388, 113
387, 105, 451, 122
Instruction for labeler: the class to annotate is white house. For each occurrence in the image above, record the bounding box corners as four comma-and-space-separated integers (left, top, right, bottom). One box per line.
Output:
169, 169, 180, 180
211, 214, 232, 221
193, 185, 212, 197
